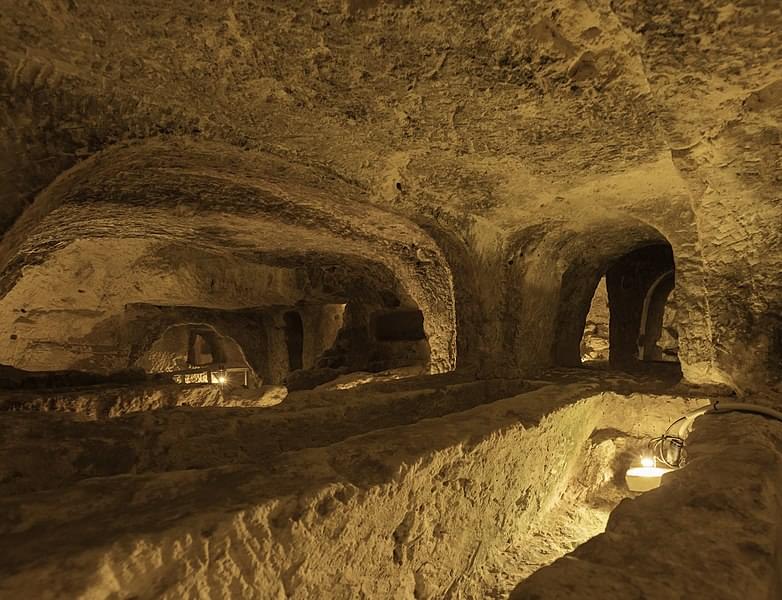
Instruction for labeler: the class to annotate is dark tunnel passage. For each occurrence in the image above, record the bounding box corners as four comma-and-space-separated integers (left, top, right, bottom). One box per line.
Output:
284, 310, 305, 372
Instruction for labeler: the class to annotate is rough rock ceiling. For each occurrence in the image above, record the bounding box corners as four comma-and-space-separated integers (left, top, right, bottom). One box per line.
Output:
1, 1, 778, 229
0, 0, 780, 388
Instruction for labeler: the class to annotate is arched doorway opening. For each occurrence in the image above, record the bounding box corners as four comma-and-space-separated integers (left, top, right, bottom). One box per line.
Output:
578, 242, 679, 370
187, 327, 225, 366
136, 323, 256, 386
638, 270, 678, 362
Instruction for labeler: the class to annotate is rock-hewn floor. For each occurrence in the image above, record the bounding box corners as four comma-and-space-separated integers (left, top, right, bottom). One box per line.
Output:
478, 434, 632, 598
511, 411, 782, 600
0, 372, 708, 599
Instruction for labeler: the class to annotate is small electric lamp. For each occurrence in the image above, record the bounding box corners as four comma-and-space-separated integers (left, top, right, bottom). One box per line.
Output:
625, 456, 673, 492
214, 366, 228, 386
625, 400, 782, 493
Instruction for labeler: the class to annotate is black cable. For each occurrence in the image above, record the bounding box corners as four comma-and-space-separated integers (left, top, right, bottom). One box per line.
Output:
648, 434, 686, 468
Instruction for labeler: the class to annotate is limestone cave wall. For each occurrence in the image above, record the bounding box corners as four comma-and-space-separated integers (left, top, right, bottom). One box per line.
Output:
0, 1, 780, 390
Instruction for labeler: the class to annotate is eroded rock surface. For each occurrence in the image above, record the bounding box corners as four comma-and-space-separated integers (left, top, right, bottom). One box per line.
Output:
512, 410, 782, 600
0, 1, 778, 388
0, 381, 706, 599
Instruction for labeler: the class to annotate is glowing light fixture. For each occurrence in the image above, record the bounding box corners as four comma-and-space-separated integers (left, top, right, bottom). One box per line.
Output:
625, 456, 673, 492
626, 400, 782, 493
213, 366, 228, 386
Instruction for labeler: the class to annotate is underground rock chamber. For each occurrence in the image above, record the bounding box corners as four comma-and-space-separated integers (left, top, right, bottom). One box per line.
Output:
0, 146, 779, 600
1, 1, 782, 598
